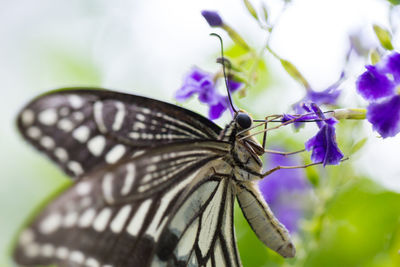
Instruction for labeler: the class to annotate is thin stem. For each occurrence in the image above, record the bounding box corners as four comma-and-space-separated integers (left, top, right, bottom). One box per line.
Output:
264, 148, 306, 156
245, 3, 289, 91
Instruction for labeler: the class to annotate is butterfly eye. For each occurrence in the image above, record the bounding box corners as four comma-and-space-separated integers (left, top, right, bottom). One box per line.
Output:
236, 112, 252, 129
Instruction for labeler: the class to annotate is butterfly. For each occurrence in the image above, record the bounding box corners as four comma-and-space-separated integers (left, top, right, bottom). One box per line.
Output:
13, 88, 295, 267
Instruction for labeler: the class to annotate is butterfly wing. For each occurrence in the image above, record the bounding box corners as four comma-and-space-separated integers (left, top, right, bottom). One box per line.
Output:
14, 140, 241, 267
17, 88, 222, 178
156, 176, 241, 267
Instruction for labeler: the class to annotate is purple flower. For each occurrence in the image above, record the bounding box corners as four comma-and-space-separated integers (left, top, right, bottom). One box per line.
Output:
282, 102, 320, 130
367, 95, 400, 138
290, 80, 342, 130
305, 85, 341, 105
305, 104, 344, 166
209, 95, 229, 120
383, 52, 400, 82
201, 10, 223, 27
356, 52, 400, 138
175, 67, 215, 102
356, 65, 394, 101
227, 79, 242, 93
176, 67, 242, 119
281, 113, 319, 124
259, 151, 312, 233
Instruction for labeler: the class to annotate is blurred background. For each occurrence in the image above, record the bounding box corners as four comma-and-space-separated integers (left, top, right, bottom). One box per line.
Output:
1, 0, 400, 266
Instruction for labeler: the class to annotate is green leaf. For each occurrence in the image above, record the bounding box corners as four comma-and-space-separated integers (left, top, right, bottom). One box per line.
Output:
350, 138, 367, 155
243, 0, 258, 20
387, 0, 400, 5
370, 49, 381, 65
261, 3, 269, 23
280, 59, 311, 89
222, 24, 251, 51
373, 24, 394, 51
304, 179, 400, 267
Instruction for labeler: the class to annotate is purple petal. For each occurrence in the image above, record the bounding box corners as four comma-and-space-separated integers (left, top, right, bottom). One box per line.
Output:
227, 79, 242, 92
310, 103, 325, 119
281, 113, 319, 123
382, 52, 400, 83
259, 154, 309, 203
175, 84, 201, 101
208, 96, 228, 120
367, 95, 400, 138
175, 67, 214, 101
259, 151, 311, 233
356, 65, 394, 101
198, 80, 218, 104
189, 67, 212, 82
273, 207, 302, 233
307, 103, 325, 128
201, 10, 223, 27
306, 86, 341, 105
305, 123, 344, 166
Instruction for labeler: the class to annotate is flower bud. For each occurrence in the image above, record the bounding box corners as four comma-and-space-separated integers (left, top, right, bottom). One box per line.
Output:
201, 10, 223, 27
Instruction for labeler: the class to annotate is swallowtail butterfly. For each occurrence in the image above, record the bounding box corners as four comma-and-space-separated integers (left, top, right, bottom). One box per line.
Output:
13, 88, 295, 267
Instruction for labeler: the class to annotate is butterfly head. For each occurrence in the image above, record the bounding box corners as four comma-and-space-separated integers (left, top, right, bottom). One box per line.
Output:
235, 112, 252, 130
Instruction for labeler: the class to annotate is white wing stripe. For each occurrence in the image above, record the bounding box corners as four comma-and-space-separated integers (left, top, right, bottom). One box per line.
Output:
112, 101, 126, 131
126, 199, 152, 236
170, 180, 219, 236
156, 112, 211, 138
198, 179, 225, 257
174, 219, 199, 259
121, 164, 136, 196
78, 208, 96, 227
214, 240, 227, 267
110, 205, 132, 233
145, 169, 198, 240
94, 101, 107, 133
93, 208, 113, 232
102, 173, 114, 204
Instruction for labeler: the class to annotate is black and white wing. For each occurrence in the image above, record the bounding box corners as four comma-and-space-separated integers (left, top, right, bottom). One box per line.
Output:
17, 88, 221, 178
14, 141, 241, 267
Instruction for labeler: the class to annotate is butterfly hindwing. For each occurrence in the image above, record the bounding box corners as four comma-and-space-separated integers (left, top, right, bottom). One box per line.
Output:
158, 177, 241, 267
13, 140, 240, 267
17, 88, 222, 178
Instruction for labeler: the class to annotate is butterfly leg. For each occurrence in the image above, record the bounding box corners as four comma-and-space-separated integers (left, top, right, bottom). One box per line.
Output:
261, 117, 268, 150
262, 156, 349, 177
263, 148, 306, 156
262, 161, 322, 177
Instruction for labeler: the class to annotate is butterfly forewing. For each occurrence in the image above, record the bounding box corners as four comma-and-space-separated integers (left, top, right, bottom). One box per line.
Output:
14, 141, 237, 267
17, 89, 221, 178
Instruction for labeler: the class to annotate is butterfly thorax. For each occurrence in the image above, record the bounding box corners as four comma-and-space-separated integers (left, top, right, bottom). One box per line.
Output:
219, 114, 264, 182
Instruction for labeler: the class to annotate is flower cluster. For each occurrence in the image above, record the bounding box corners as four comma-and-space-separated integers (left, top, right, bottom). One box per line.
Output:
258, 150, 312, 233
356, 52, 400, 138
304, 109, 344, 166
283, 103, 344, 166
175, 67, 242, 119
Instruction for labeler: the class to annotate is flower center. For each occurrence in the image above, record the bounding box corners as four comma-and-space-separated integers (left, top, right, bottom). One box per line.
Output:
396, 85, 400, 95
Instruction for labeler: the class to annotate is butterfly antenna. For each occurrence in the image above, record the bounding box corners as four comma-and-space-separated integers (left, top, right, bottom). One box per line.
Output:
210, 33, 237, 114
